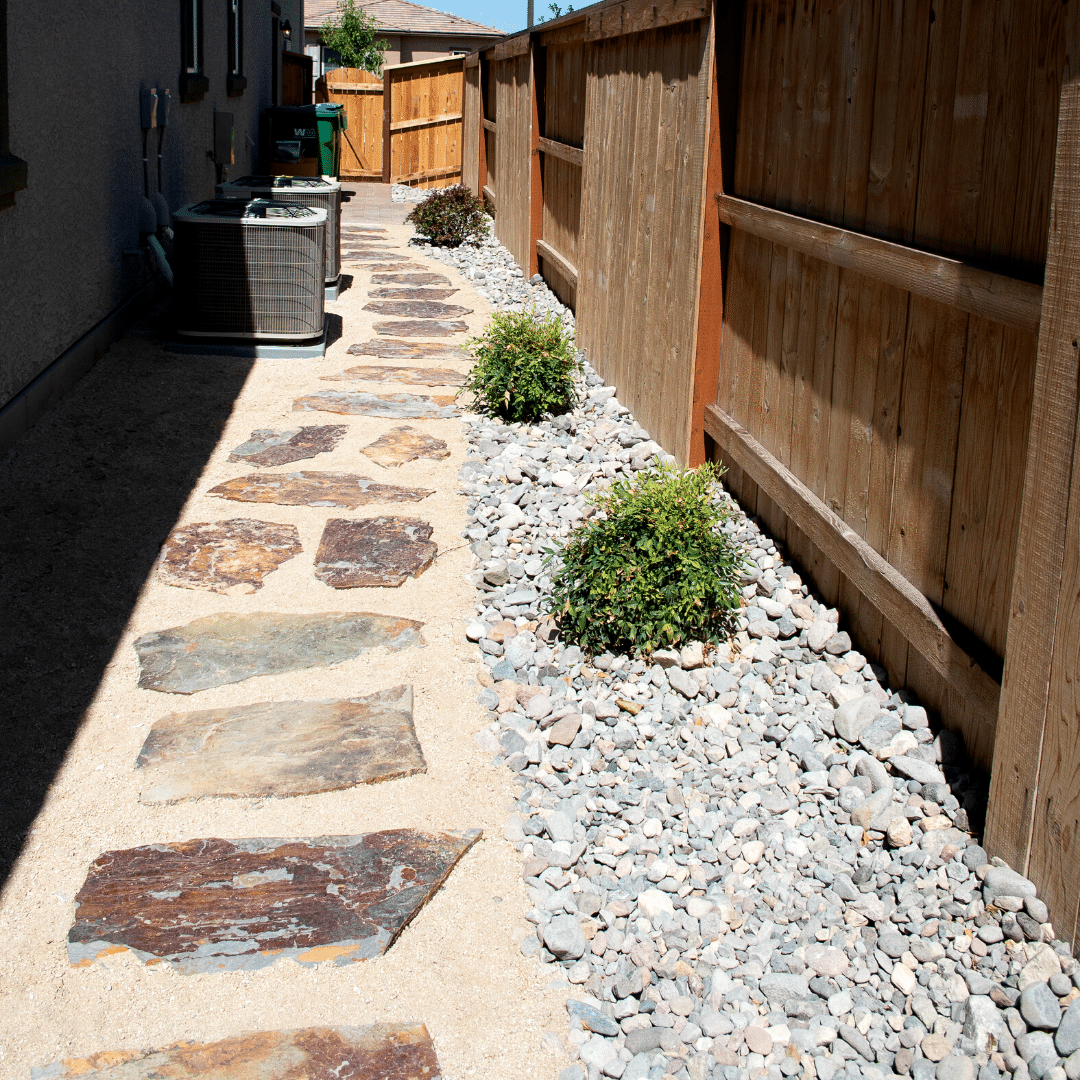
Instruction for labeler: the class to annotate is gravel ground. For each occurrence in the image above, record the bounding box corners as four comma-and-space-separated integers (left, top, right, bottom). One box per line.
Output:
412, 225, 1080, 1080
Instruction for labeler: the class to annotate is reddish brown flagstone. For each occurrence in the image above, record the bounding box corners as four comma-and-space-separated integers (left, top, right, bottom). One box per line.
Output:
361, 263, 427, 272
315, 518, 437, 588
33, 1024, 442, 1080
293, 391, 458, 419
208, 471, 433, 509
67, 829, 481, 973
136, 685, 424, 803
343, 250, 402, 260
363, 301, 472, 319
228, 425, 347, 467
323, 365, 466, 387
369, 286, 458, 300
372, 273, 452, 286
373, 320, 467, 337
134, 611, 425, 694
157, 519, 301, 594
362, 426, 450, 468
348, 338, 468, 359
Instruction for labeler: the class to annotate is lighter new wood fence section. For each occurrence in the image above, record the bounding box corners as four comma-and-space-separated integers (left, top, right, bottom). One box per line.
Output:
384, 57, 465, 188
320, 68, 383, 179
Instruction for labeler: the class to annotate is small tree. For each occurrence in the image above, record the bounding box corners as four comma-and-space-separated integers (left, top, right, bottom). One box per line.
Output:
321, 0, 387, 74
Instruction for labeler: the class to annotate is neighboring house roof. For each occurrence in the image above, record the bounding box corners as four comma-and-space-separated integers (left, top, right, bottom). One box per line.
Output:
307, 0, 502, 36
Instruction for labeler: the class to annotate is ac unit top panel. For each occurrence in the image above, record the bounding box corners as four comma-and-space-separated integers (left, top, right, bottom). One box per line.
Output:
175, 199, 328, 226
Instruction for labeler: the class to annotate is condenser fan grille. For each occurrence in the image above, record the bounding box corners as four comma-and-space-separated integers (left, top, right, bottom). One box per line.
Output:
173, 214, 326, 340
216, 183, 341, 282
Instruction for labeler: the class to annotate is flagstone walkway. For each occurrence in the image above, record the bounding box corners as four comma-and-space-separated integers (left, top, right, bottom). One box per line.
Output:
0, 195, 565, 1079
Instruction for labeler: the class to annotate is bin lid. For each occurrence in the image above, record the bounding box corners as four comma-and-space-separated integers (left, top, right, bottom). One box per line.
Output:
222, 175, 341, 192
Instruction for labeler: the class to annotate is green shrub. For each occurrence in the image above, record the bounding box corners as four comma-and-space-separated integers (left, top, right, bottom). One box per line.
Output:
459, 310, 581, 422
546, 462, 743, 656
406, 184, 490, 247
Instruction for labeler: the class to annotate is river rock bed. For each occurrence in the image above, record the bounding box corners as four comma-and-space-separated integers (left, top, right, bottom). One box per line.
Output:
425, 227, 1080, 1080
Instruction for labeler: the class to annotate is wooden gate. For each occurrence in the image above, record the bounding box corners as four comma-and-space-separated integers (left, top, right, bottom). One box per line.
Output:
318, 68, 384, 180
382, 56, 465, 189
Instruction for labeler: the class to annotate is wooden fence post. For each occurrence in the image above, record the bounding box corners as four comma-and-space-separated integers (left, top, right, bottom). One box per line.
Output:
381, 66, 392, 184
986, 11, 1080, 882
529, 37, 544, 279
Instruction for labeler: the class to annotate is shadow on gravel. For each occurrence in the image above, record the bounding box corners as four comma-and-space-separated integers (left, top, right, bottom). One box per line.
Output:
0, 315, 254, 887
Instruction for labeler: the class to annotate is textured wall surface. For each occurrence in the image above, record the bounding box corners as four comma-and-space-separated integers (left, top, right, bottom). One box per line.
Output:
0, 1, 274, 409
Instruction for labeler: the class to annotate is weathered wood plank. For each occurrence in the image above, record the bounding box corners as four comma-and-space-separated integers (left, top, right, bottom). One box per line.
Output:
538, 135, 583, 166
716, 195, 1043, 334
482, 118, 497, 132
705, 403, 1002, 724
493, 36, 531, 61
586, 0, 709, 42
987, 74, 1080, 876
536, 238, 578, 286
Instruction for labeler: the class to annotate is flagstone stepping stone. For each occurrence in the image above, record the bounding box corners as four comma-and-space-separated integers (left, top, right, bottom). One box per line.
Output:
324, 364, 467, 387
208, 471, 433, 509
67, 828, 481, 973
35, 1023, 442, 1080
362, 263, 426, 272
157, 519, 301, 594
369, 286, 458, 300
294, 391, 458, 419
374, 319, 468, 337
364, 300, 473, 319
134, 611, 424, 694
362, 426, 450, 468
228, 424, 347, 467
342, 225, 387, 232
343, 250, 402, 260
136, 685, 424, 803
348, 338, 468, 359
372, 272, 452, 286
315, 517, 437, 588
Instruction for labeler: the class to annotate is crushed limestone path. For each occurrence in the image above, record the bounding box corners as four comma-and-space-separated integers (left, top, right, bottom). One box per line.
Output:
0, 198, 564, 1079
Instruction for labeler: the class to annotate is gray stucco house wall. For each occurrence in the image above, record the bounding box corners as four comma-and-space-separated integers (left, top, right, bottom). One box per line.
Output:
0, 0, 292, 452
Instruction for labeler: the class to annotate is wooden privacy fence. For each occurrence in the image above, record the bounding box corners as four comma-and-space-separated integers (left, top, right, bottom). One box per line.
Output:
318, 56, 465, 187
464, 0, 1080, 951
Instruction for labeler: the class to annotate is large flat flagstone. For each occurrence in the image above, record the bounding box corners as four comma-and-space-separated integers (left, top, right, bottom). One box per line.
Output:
343, 250, 402, 260
315, 518, 437, 588
228, 425, 347, 467
361, 263, 426, 272
157, 519, 302, 594
363, 300, 473, 319
32, 1023, 441, 1080
136, 685, 424, 803
67, 829, 481, 973
348, 338, 468, 359
294, 391, 458, 419
374, 320, 467, 337
372, 272, 452, 286
208, 471, 433, 508
362, 426, 450, 468
369, 286, 458, 300
134, 611, 424, 694
323, 365, 466, 387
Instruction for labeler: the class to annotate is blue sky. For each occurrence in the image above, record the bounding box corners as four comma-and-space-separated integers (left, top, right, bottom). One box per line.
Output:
436, 1, 572, 34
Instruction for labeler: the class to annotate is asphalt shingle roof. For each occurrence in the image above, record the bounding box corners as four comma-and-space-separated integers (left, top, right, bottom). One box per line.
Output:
306, 0, 502, 36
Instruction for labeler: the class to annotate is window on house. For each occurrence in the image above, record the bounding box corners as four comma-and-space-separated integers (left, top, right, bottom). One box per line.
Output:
227, 0, 247, 95
180, 0, 209, 101
0, 0, 27, 210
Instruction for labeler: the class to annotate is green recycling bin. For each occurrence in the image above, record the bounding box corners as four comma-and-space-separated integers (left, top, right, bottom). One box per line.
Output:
266, 104, 346, 178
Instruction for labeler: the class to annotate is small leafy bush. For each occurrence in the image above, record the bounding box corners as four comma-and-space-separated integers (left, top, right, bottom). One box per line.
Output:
406, 184, 489, 247
546, 462, 743, 656
460, 310, 581, 422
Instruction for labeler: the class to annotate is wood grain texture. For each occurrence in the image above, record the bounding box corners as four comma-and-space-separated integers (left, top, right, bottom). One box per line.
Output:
321, 69, 383, 178
717, 195, 1043, 333
536, 238, 578, 286
705, 404, 1001, 724
538, 136, 584, 166
988, 37, 1080, 887
384, 57, 464, 190
586, 0, 710, 42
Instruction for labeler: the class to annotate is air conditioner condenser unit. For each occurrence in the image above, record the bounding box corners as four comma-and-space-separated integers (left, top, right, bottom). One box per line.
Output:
172, 199, 326, 341
216, 174, 342, 298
